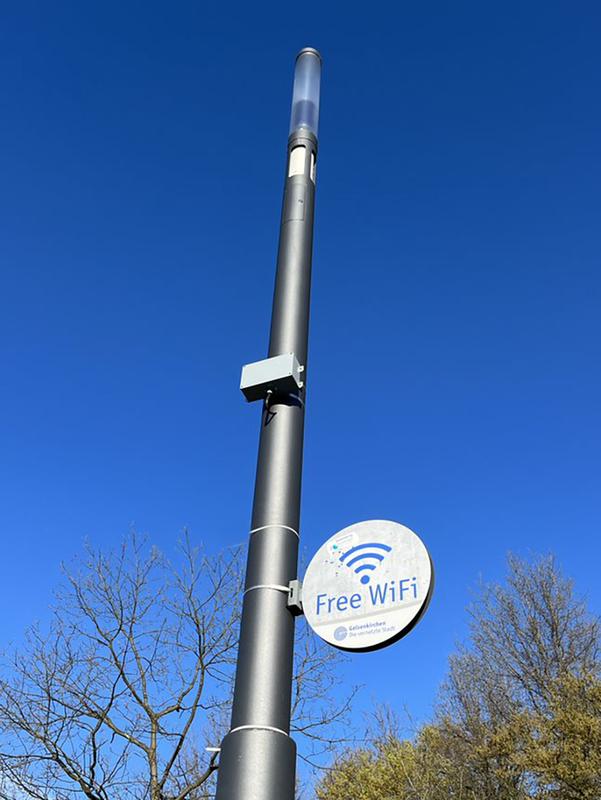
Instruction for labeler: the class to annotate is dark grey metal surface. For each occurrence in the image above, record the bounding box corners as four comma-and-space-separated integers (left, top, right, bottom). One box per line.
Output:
214, 108, 319, 798
216, 728, 296, 800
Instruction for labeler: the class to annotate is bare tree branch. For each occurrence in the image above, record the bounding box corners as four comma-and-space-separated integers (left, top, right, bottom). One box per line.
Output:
0, 534, 357, 799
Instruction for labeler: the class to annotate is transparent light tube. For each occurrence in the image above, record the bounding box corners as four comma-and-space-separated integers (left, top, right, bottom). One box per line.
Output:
289, 48, 321, 138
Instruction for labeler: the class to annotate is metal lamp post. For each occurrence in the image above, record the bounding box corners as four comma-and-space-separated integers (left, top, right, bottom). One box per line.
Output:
214, 48, 322, 800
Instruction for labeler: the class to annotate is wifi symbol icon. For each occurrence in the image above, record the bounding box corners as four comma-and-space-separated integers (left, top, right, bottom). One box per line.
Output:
339, 542, 392, 584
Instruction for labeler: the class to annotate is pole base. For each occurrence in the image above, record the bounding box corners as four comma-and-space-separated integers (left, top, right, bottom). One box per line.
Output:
215, 727, 297, 800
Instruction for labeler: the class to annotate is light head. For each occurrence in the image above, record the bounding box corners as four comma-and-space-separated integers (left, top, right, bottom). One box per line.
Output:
289, 48, 322, 139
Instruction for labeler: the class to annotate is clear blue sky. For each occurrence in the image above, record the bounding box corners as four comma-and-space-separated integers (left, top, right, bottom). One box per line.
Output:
1, 1, 600, 733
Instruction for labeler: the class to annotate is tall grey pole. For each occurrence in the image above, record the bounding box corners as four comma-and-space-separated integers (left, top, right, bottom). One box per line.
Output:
215, 48, 322, 800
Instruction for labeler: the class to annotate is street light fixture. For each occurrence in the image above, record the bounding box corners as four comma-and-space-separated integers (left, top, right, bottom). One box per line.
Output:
214, 48, 322, 800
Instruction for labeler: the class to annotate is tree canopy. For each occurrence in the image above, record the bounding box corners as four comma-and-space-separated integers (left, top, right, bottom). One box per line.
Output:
316, 555, 600, 800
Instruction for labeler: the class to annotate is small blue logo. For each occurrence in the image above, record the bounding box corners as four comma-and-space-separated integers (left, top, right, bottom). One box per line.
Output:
340, 542, 392, 584
334, 626, 348, 641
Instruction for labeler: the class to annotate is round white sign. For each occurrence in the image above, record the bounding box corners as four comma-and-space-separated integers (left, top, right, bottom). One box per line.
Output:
302, 520, 433, 652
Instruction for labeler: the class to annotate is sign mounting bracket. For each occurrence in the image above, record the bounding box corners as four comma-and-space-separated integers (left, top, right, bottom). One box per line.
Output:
287, 579, 304, 616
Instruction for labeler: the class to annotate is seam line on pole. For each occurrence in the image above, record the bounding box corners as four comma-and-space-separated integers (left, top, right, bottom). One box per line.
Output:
244, 583, 291, 595
249, 524, 299, 538
229, 724, 290, 738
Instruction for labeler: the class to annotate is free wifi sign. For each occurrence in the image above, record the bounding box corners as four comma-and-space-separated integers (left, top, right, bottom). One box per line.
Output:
302, 520, 434, 653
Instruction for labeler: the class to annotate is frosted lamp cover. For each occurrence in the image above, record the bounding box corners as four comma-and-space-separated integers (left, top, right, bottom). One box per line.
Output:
289, 49, 321, 137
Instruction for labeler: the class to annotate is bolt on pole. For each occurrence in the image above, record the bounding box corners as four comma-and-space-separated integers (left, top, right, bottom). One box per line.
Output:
214, 48, 322, 800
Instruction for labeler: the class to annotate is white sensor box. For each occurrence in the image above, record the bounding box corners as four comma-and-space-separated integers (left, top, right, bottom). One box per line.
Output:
240, 353, 304, 402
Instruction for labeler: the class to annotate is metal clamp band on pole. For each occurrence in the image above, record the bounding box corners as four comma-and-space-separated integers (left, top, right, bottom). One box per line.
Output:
249, 524, 300, 538
243, 584, 291, 595
229, 724, 291, 738
215, 47, 322, 800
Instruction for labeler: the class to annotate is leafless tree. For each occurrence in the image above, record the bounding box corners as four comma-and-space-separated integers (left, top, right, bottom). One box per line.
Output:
0, 535, 356, 800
